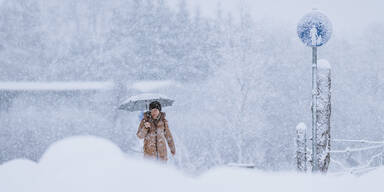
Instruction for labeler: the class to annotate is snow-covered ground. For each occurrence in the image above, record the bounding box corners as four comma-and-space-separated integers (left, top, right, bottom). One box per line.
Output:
0, 136, 382, 192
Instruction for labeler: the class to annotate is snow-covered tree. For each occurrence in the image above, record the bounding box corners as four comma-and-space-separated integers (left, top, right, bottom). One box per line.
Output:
0, 0, 45, 80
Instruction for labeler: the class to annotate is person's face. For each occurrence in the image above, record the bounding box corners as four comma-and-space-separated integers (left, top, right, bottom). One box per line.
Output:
151, 108, 160, 118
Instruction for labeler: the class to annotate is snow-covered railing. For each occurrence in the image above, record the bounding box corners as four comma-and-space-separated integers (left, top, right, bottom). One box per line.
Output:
333, 139, 384, 145
226, 163, 256, 169
330, 144, 384, 153
367, 152, 384, 165
0, 81, 115, 91
331, 139, 384, 153
329, 138, 384, 176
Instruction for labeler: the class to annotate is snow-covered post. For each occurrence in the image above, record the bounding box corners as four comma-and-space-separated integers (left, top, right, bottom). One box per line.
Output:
297, 9, 332, 172
296, 123, 307, 172
316, 59, 331, 173
311, 44, 319, 172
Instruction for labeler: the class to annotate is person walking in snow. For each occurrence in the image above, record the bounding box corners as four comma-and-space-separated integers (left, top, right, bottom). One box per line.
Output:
136, 101, 176, 161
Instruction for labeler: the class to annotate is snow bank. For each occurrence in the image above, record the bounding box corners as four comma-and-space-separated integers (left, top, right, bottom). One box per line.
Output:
0, 136, 382, 192
0, 159, 38, 192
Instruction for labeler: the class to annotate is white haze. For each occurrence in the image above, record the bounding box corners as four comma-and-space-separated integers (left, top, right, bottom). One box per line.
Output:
0, 0, 383, 175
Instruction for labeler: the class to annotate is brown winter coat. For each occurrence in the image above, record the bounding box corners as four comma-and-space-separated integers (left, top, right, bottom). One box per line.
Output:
136, 112, 175, 161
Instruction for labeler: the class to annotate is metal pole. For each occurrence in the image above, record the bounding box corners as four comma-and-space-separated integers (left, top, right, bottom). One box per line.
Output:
312, 46, 318, 172
304, 124, 307, 172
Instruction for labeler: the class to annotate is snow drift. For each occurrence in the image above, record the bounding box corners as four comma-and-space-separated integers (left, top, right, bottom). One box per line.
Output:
0, 136, 382, 192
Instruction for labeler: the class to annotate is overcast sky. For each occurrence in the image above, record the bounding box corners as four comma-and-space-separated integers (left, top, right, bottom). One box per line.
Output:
168, 0, 384, 35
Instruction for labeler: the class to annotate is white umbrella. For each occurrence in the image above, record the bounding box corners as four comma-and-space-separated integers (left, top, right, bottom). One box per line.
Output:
118, 93, 174, 112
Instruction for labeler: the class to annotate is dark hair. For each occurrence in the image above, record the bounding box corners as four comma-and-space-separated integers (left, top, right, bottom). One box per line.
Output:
149, 101, 161, 112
